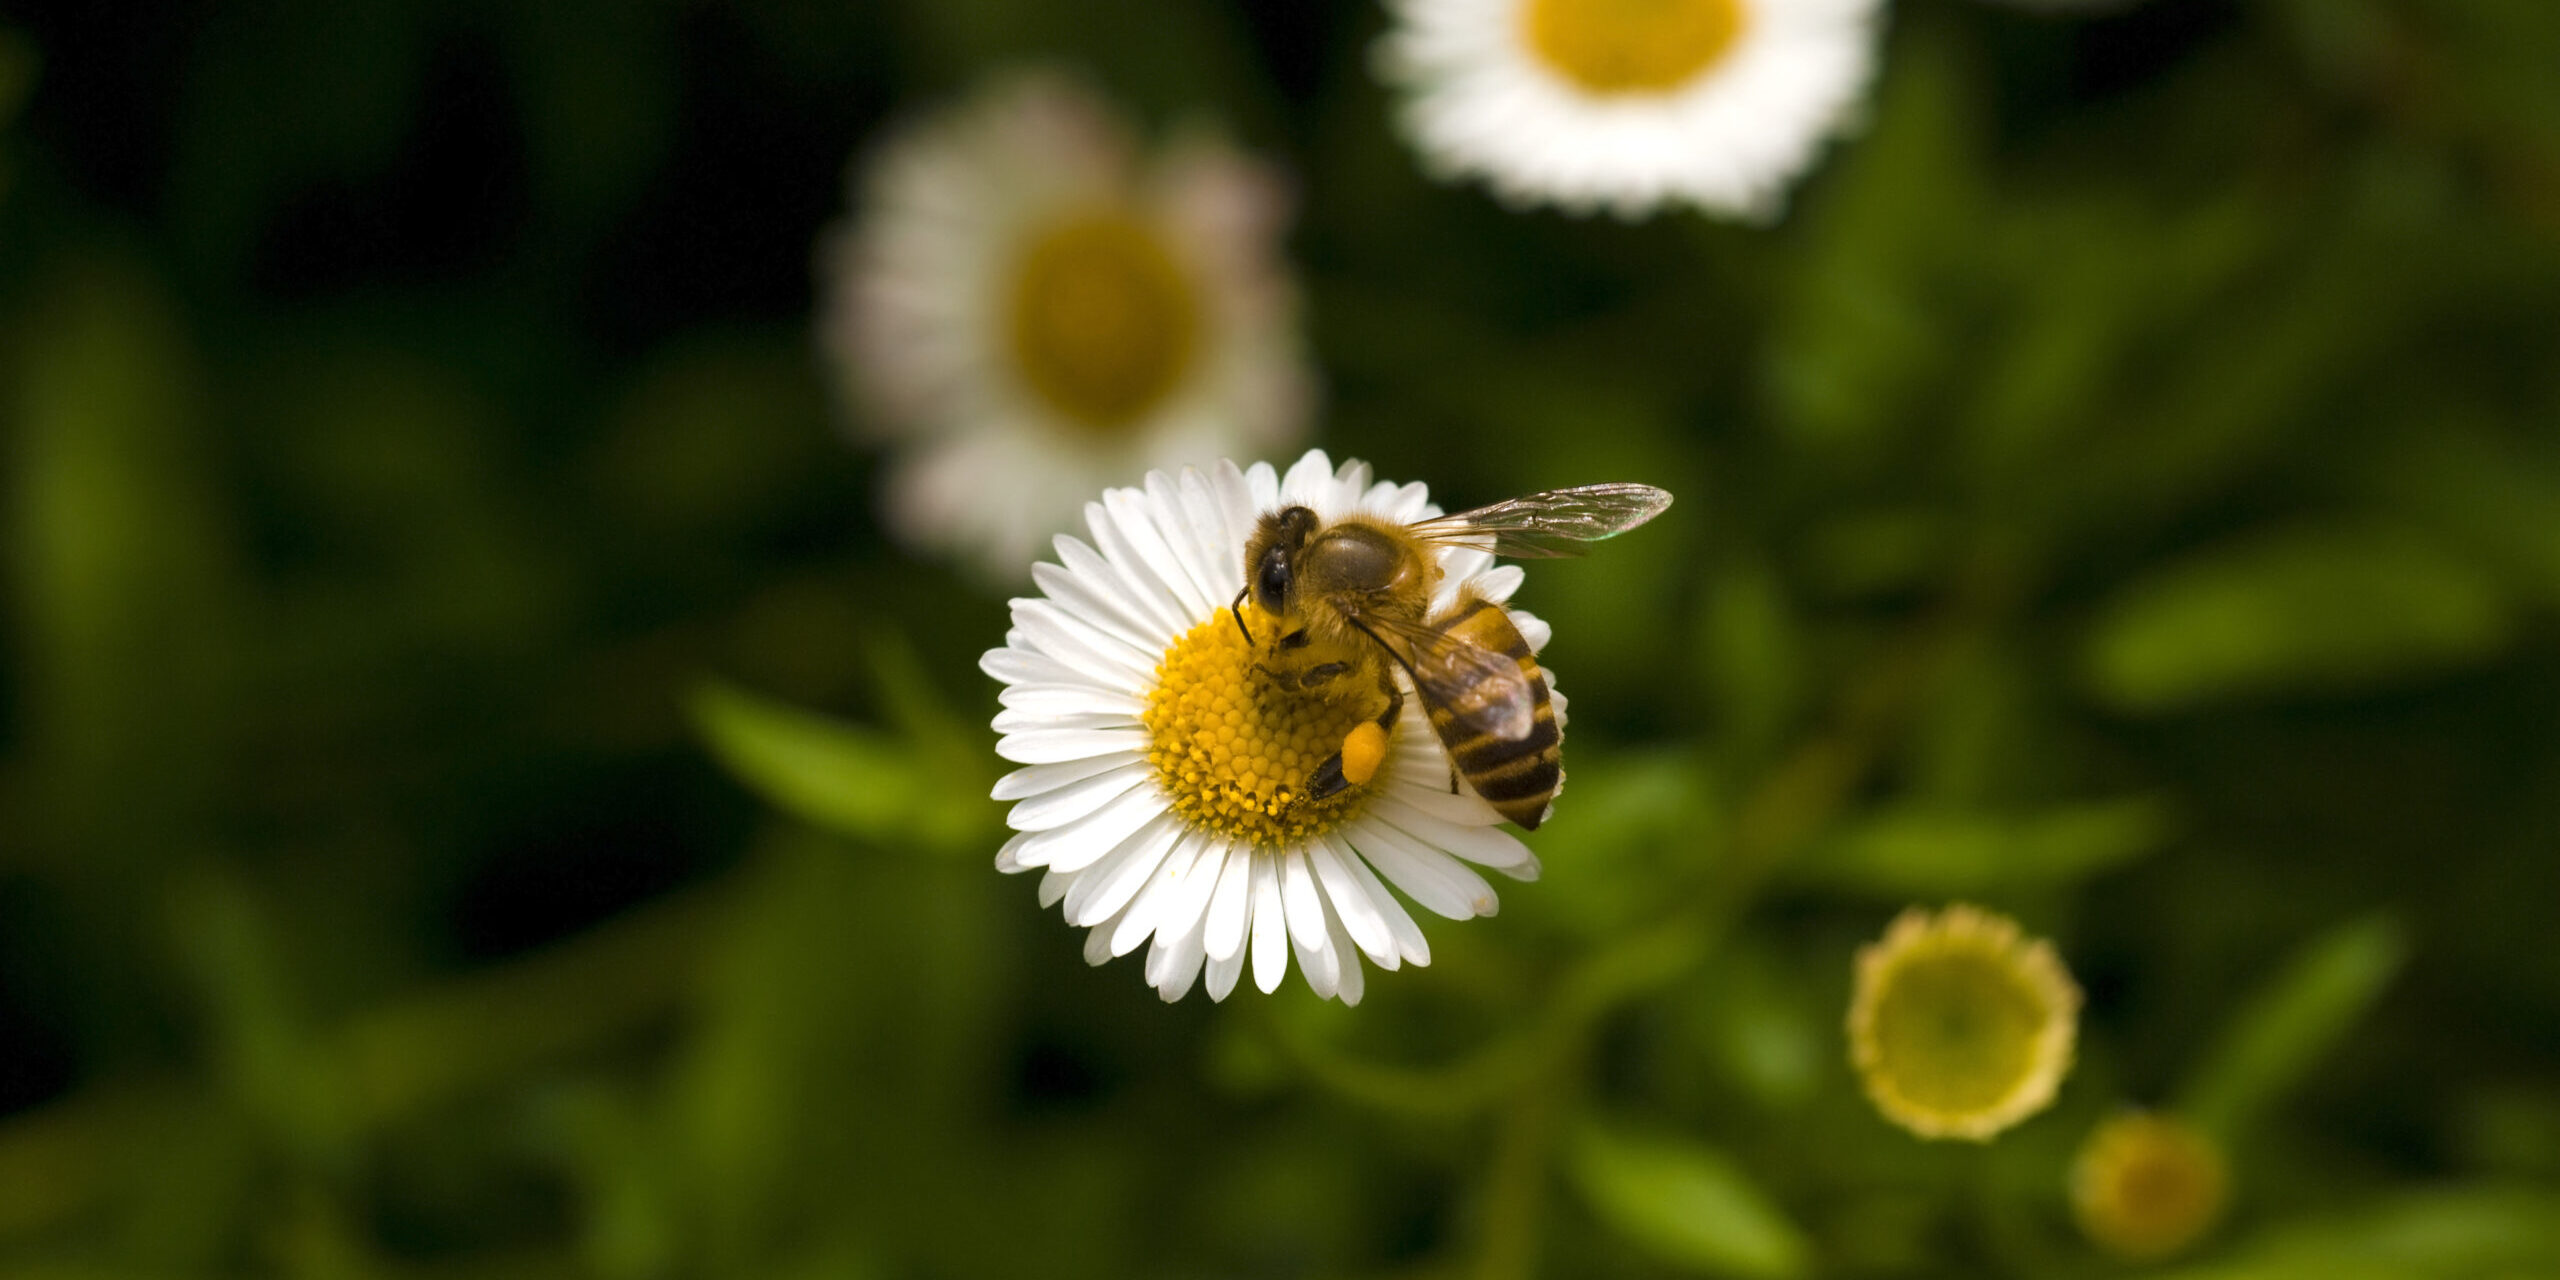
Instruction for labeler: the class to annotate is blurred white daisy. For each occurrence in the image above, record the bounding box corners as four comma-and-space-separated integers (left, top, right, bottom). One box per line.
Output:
1377, 0, 1888, 219
819, 71, 1312, 578
982, 451, 1555, 1004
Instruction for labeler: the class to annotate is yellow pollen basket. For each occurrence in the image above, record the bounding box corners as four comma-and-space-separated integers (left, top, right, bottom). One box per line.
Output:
1143, 610, 1386, 846
1522, 0, 1749, 97
1005, 211, 1202, 433
1339, 721, 1390, 787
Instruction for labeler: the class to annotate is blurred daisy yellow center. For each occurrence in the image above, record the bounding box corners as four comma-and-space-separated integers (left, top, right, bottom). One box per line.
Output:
1144, 610, 1375, 845
1006, 211, 1201, 432
2071, 1112, 2228, 1260
1848, 904, 2081, 1141
1523, 0, 1749, 96
1871, 952, 2045, 1109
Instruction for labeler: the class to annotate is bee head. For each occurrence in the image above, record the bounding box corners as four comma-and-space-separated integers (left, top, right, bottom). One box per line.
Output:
1246, 506, 1320, 615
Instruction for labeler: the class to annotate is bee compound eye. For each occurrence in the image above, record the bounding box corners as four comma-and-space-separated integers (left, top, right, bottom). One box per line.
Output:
1255, 545, 1292, 610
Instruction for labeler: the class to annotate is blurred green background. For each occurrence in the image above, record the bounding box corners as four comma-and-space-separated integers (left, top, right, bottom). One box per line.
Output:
4, 0, 2559, 1276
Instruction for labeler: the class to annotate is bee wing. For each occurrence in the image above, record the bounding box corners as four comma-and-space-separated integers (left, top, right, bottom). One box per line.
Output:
1363, 611, 1536, 742
1406, 483, 1674, 559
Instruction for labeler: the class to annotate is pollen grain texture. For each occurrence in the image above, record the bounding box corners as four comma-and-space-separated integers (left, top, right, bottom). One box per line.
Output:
1144, 610, 1380, 846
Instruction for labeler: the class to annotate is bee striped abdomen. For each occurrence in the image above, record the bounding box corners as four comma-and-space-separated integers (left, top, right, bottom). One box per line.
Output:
1423, 597, 1561, 830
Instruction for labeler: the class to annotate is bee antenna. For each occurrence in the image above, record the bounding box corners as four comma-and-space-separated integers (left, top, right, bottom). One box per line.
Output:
1228, 587, 1255, 646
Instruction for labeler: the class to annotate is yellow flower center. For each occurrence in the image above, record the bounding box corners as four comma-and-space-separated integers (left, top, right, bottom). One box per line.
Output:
1848, 905, 2081, 1141
1522, 0, 1749, 96
1005, 211, 1202, 433
2072, 1113, 2228, 1260
1869, 951, 2050, 1113
1142, 609, 1382, 846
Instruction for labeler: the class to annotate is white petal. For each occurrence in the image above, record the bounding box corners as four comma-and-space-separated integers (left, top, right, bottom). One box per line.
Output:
1004, 760, 1152, 832
1381, 775, 1507, 828
1037, 867, 1069, 908
992, 752, 1140, 801
1010, 599, 1154, 685
1309, 834, 1397, 968
1147, 471, 1226, 616
1177, 466, 1246, 600
1010, 783, 1163, 872
995, 830, 1032, 873
1122, 831, 1227, 958
1149, 920, 1207, 1001
1280, 449, 1335, 506
1064, 812, 1185, 926
1101, 488, 1213, 621
1368, 792, 1538, 870
1290, 908, 1340, 1000
1032, 561, 1164, 657
1437, 545, 1495, 587
1244, 459, 1282, 511
997, 682, 1147, 718
1057, 531, 1187, 639
1514, 611, 1551, 653
991, 707, 1134, 735
1206, 939, 1245, 1001
1345, 816, 1498, 920
1473, 564, 1525, 603
1082, 917, 1117, 966
1279, 849, 1332, 957
1249, 853, 1289, 994
1319, 893, 1365, 1007
1336, 830, 1432, 967
980, 645, 1088, 688
1084, 495, 1205, 634
1383, 480, 1433, 522
1210, 458, 1258, 543
1203, 841, 1255, 963
995, 727, 1150, 765
1110, 828, 1213, 957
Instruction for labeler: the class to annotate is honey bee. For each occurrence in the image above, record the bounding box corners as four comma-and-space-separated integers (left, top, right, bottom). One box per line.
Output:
1234, 482, 1672, 830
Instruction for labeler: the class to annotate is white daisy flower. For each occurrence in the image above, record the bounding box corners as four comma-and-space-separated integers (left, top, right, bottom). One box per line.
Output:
982, 450, 1558, 1004
1377, 0, 1889, 219
818, 70, 1313, 578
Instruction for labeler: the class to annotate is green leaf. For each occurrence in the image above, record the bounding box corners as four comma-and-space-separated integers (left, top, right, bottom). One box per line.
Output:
2355, 419, 2560, 610
8, 256, 241, 841
1697, 562, 1807, 766
1765, 23, 1983, 460
2179, 914, 2407, 1138
1791, 797, 2173, 897
1567, 1119, 1808, 1279
691, 680, 985, 851
2082, 525, 2514, 712
2151, 1186, 2560, 1280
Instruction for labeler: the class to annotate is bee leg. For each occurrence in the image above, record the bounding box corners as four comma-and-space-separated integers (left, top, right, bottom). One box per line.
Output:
1306, 753, 1350, 800
1293, 661, 1348, 691
1303, 680, 1403, 800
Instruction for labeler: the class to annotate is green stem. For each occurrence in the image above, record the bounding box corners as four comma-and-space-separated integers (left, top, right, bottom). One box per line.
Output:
1472, 1051, 1582, 1280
